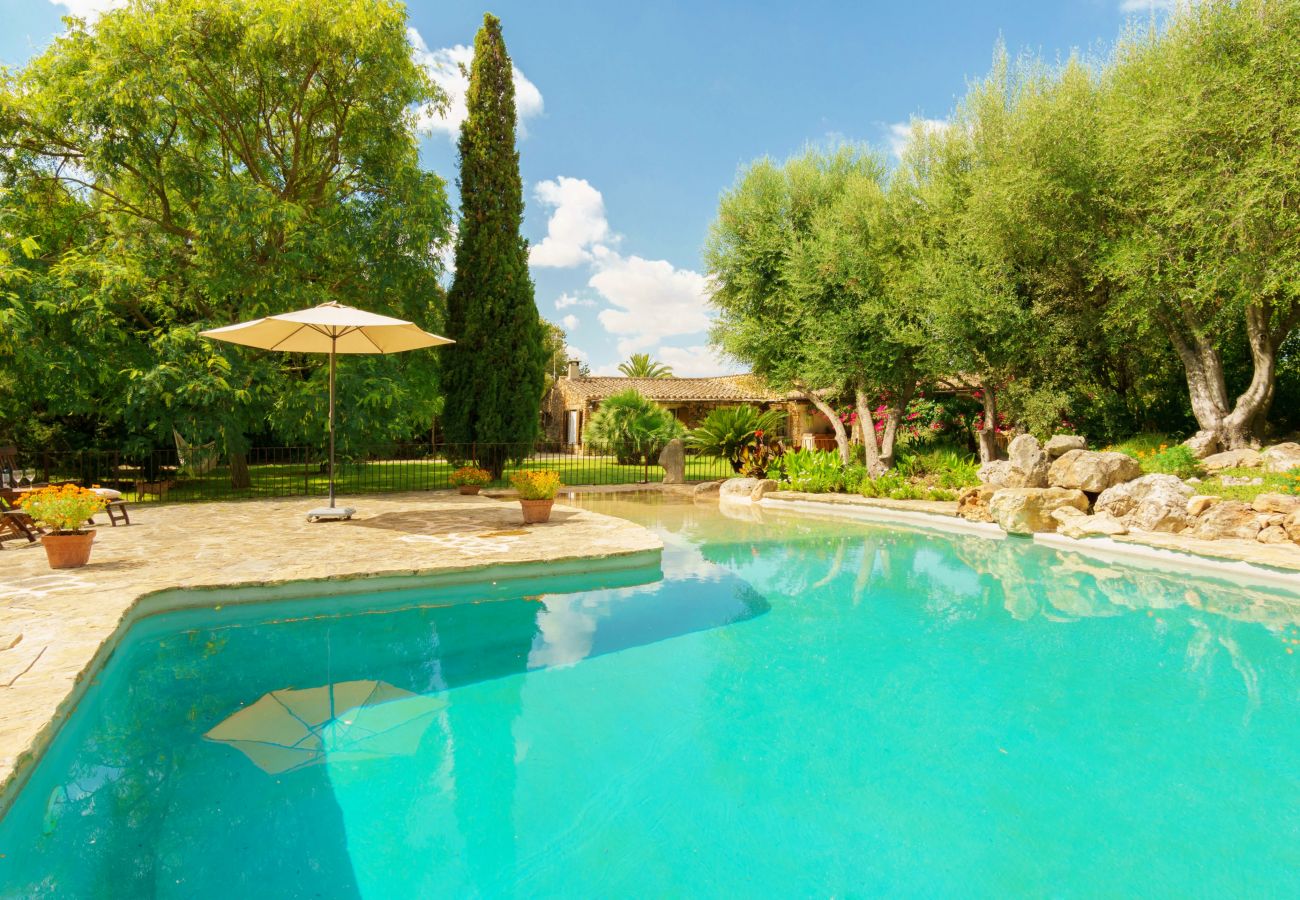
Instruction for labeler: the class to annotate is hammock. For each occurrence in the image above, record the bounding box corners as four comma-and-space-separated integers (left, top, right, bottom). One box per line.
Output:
173, 428, 220, 476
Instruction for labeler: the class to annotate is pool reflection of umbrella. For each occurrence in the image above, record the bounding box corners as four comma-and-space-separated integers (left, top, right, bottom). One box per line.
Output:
204, 680, 445, 775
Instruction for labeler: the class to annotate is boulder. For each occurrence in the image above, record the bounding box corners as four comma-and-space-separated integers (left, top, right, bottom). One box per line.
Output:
1187, 500, 1269, 542
1055, 510, 1129, 539
1251, 493, 1300, 515
1262, 442, 1300, 474
1186, 495, 1219, 517
989, 487, 1090, 535
1007, 434, 1050, 486
1284, 510, 1300, 544
718, 477, 760, 501
1047, 450, 1142, 493
957, 485, 996, 523
1220, 475, 1263, 487
1095, 474, 1193, 533
1201, 448, 1263, 472
750, 479, 779, 501
693, 480, 722, 497
1258, 525, 1291, 545
977, 460, 1022, 488
1045, 434, 1088, 458
1184, 430, 1220, 459
658, 438, 686, 484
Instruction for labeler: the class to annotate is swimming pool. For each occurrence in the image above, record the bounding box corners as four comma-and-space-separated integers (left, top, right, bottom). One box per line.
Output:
2, 492, 1298, 897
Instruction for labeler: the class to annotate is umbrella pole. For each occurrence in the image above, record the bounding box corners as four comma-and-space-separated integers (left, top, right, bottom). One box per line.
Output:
328, 339, 336, 508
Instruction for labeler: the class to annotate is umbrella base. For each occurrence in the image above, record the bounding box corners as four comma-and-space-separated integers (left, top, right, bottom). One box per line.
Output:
307, 506, 356, 522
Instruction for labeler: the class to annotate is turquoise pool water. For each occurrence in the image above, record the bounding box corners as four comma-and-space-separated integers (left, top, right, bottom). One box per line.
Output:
2, 493, 1299, 897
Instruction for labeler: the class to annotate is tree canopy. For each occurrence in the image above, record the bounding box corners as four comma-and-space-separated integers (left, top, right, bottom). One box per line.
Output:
708, 0, 1300, 457
0, 0, 451, 467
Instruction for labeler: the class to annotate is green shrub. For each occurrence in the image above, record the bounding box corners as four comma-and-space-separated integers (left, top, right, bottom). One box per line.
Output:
584, 390, 685, 464
1111, 434, 1203, 479
688, 405, 787, 473
776, 448, 847, 493
893, 446, 980, 489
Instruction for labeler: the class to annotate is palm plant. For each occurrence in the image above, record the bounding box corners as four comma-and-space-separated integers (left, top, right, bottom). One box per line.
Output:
688, 405, 787, 473
583, 390, 685, 464
617, 353, 673, 378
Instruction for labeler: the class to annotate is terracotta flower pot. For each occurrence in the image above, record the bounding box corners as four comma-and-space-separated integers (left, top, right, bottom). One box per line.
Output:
519, 498, 555, 524
458, 484, 482, 496
41, 530, 96, 569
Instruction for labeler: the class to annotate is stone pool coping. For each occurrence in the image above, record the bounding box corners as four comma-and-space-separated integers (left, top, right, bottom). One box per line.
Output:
0, 491, 663, 813
758, 490, 1300, 586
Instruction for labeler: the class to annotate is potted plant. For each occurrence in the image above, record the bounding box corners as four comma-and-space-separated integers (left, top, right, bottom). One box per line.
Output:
509, 470, 562, 524
450, 466, 492, 495
18, 484, 108, 569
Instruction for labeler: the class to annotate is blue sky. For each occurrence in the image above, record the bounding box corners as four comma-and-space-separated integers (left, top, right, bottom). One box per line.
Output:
3, 0, 1168, 376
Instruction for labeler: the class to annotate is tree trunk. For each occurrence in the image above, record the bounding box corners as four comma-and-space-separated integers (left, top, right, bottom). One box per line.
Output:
1166, 303, 1292, 450
1219, 302, 1282, 449
853, 389, 884, 476
977, 384, 1001, 463
1168, 326, 1231, 440
854, 382, 914, 475
877, 381, 914, 469
229, 451, 251, 489
802, 389, 851, 465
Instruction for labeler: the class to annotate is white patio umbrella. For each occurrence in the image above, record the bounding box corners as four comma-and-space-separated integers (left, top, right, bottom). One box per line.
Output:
201, 301, 453, 521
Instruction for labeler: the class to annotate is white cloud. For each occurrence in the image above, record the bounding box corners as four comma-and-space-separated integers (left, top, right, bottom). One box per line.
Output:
566, 345, 588, 361
407, 28, 543, 139
885, 117, 948, 159
49, 0, 124, 19
555, 292, 595, 310
590, 249, 713, 356
654, 345, 742, 378
529, 177, 612, 268
533, 174, 720, 366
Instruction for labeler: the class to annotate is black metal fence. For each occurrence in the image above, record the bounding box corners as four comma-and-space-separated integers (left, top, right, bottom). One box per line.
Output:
5, 443, 733, 505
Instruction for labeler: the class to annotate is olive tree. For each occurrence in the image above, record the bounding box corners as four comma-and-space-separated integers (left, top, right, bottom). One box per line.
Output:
706, 146, 924, 471
1101, 0, 1300, 450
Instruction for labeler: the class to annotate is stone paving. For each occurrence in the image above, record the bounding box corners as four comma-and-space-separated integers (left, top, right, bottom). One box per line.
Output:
0, 491, 661, 801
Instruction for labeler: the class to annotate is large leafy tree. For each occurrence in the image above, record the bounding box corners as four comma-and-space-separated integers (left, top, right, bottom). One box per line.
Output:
0, 0, 451, 475
1100, 0, 1300, 450
440, 13, 546, 473
706, 146, 924, 470
899, 54, 1144, 458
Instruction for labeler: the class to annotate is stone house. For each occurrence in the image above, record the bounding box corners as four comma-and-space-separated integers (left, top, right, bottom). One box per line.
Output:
543, 361, 825, 447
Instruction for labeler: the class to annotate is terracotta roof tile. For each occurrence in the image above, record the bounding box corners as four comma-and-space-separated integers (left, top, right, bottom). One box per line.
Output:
555, 374, 785, 405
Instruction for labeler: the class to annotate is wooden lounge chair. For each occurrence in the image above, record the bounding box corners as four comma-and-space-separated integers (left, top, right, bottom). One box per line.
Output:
0, 497, 43, 547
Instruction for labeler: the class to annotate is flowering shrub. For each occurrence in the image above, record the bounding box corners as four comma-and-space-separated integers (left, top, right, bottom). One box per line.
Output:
17, 484, 107, 534
510, 470, 562, 500
450, 466, 492, 487
1120, 442, 1204, 480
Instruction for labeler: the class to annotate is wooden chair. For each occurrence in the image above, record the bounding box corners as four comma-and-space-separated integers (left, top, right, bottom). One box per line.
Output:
0, 496, 42, 547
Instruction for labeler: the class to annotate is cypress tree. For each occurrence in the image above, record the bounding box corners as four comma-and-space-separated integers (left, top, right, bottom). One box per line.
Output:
442, 13, 545, 474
